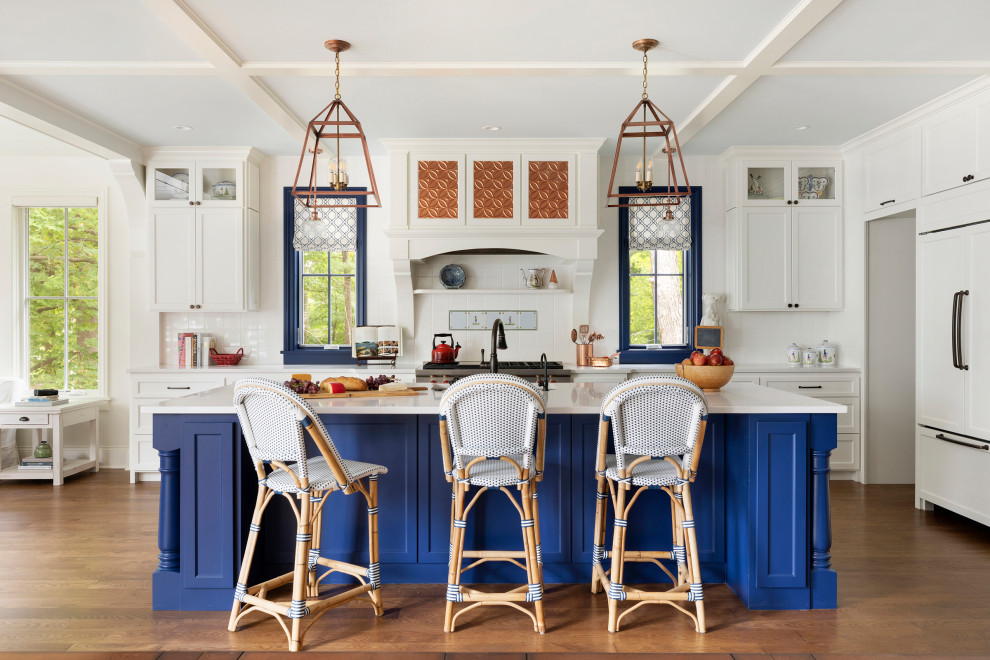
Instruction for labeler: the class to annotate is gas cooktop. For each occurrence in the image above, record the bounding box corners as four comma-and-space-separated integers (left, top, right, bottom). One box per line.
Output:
420, 360, 564, 370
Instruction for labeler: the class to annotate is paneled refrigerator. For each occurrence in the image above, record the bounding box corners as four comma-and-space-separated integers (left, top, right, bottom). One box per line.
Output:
916, 219, 990, 525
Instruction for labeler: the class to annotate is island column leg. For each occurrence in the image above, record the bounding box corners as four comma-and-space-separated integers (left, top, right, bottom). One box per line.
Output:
811, 447, 836, 608
157, 448, 180, 572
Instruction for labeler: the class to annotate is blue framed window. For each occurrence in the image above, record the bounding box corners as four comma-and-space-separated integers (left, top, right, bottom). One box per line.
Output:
618, 185, 702, 364
282, 187, 366, 365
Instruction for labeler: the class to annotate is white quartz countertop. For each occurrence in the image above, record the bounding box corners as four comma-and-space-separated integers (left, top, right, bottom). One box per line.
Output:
148, 381, 846, 416
128, 364, 419, 375
563, 362, 861, 374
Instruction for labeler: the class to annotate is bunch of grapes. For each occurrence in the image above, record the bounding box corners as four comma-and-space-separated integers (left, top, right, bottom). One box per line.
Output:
364, 374, 396, 391
284, 378, 320, 394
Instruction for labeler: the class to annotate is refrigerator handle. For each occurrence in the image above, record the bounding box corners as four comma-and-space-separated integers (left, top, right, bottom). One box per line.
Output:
959, 290, 969, 370
952, 291, 961, 370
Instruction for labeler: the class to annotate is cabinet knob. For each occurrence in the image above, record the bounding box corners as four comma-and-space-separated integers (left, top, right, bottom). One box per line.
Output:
793, 199, 799, 205
189, 304, 194, 309
195, 304, 201, 309
787, 303, 793, 308
195, 201, 202, 205
188, 201, 194, 206
794, 303, 800, 308
786, 200, 793, 205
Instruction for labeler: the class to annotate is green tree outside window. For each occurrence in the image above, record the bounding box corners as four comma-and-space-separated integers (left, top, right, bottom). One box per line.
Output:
26, 207, 99, 391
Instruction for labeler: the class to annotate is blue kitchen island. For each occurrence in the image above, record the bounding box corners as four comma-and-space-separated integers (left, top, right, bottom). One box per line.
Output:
149, 381, 841, 612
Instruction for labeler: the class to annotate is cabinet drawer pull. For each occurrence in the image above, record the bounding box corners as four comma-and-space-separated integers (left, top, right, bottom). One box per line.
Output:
19, 416, 29, 422
880, 199, 896, 206
798, 385, 822, 389
935, 433, 988, 451
166, 386, 191, 390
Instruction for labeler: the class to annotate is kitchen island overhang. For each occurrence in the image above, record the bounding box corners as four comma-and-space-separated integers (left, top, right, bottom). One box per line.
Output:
150, 381, 841, 612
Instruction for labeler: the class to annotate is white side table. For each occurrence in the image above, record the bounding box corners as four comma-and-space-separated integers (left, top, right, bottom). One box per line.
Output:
0, 398, 102, 486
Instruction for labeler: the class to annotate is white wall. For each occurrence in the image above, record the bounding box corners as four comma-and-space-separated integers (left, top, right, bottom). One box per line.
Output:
0, 156, 135, 468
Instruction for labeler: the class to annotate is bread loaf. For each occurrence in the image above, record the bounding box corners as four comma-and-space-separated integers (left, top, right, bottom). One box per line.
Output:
320, 376, 368, 392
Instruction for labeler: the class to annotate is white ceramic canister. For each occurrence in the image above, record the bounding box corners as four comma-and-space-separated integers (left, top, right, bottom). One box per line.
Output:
786, 342, 802, 367
802, 347, 818, 368
817, 339, 837, 367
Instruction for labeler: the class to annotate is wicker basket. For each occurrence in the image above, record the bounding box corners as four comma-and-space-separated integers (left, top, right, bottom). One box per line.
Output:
675, 363, 734, 392
210, 347, 244, 366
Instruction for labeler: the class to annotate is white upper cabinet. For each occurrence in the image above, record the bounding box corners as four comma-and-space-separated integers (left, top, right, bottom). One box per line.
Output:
735, 158, 841, 208
146, 148, 261, 312
863, 125, 920, 213
727, 207, 842, 311
723, 148, 843, 311
921, 89, 990, 196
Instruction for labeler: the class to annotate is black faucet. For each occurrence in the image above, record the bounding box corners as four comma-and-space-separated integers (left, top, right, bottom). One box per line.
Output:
539, 352, 549, 391
490, 319, 507, 373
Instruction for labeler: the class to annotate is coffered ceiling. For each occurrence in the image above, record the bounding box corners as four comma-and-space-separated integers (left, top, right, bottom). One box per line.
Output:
0, 0, 987, 160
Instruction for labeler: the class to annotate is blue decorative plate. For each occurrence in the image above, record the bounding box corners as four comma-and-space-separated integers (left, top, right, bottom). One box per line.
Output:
439, 264, 465, 289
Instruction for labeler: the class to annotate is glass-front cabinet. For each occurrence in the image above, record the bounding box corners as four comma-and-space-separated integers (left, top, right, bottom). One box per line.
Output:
740, 159, 841, 207
149, 161, 243, 207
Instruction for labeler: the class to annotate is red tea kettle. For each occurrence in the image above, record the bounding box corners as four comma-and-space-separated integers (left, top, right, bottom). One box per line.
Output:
432, 333, 460, 364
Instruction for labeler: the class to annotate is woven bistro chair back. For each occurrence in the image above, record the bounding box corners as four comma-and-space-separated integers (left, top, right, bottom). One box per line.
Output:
233, 377, 353, 487
600, 375, 708, 472
439, 373, 545, 472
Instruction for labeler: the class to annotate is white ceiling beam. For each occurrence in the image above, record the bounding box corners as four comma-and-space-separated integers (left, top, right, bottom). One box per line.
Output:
139, 0, 305, 141
0, 77, 142, 161
241, 61, 744, 77
0, 61, 216, 76
770, 61, 990, 76
3, 58, 987, 79
675, 0, 845, 146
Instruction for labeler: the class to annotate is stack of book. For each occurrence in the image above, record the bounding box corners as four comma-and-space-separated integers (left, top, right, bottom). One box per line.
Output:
16, 390, 68, 407
18, 457, 63, 471
178, 332, 217, 367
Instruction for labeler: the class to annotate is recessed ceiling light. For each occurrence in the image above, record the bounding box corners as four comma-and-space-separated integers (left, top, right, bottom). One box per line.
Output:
174, 125, 193, 131
791, 125, 809, 131
482, 125, 501, 132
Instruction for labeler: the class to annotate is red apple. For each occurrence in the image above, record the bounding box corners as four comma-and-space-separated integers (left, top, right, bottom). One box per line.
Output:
691, 349, 702, 357
691, 353, 708, 366
710, 348, 723, 356
723, 357, 734, 365
709, 354, 724, 366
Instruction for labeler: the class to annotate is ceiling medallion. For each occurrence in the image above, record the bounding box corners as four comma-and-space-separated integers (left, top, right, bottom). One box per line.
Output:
606, 38, 691, 216
291, 39, 381, 215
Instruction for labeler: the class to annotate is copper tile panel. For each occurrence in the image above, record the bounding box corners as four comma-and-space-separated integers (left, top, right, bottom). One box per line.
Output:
418, 160, 459, 219
528, 161, 569, 219
473, 160, 514, 219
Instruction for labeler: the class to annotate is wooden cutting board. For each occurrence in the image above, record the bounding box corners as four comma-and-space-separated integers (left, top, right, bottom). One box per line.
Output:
300, 387, 426, 399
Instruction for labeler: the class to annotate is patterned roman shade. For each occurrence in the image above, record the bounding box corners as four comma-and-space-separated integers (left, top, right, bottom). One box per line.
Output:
291, 197, 357, 251
629, 195, 692, 251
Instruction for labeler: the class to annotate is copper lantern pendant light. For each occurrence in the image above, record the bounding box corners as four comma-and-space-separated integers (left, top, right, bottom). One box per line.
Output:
606, 39, 690, 216
291, 39, 381, 215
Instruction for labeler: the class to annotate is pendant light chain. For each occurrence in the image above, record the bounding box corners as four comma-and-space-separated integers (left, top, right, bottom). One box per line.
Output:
334, 50, 341, 100
642, 50, 649, 100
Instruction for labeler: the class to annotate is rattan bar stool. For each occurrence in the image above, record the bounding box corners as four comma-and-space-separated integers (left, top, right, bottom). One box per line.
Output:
228, 378, 388, 652
589, 375, 709, 633
438, 373, 548, 634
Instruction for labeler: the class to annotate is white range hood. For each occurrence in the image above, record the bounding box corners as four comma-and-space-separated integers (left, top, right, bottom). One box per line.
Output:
381, 138, 606, 335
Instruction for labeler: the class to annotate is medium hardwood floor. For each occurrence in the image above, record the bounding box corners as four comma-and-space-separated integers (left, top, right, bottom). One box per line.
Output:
1, 471, 989, 655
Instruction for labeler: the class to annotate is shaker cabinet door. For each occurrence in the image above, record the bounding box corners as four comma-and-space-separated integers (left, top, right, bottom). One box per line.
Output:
196, 209, 244, 312
735, 209, 791, 310
791, 208, 842, 310
149, 208, 196, 310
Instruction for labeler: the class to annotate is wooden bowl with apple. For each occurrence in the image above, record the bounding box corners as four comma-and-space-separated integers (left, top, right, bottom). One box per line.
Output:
674, 349, 735, 392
